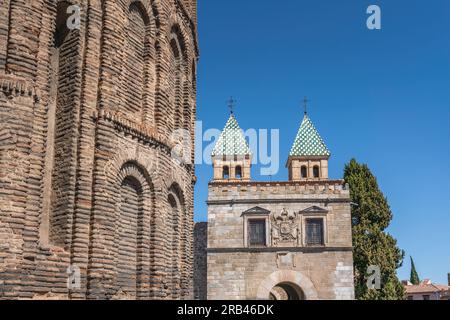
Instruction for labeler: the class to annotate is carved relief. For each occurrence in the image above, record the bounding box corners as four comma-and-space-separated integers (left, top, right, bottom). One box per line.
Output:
271, 208, 299, 247
276, 252, 296, 269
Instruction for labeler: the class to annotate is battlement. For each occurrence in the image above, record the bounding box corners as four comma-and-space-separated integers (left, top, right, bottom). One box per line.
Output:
208, 179, 350, 202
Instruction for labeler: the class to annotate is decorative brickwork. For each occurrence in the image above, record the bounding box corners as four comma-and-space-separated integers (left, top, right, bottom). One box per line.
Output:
0, 0, 198, 300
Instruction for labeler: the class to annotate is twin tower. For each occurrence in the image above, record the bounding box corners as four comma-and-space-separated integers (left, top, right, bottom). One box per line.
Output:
204, 107, 355, 300
211, 109, 331, 182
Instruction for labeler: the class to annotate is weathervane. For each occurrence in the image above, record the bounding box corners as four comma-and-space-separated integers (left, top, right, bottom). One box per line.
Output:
227, 96, 236, 115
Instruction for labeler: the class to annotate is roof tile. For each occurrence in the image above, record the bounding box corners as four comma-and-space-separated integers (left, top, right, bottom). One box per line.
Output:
212, 114, 251, 157
289, 114, 330, 157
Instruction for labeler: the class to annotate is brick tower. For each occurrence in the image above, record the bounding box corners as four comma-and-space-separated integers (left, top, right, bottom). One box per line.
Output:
211, 112, 252, 182
0, 0, 199, 300
287, 111, 331, 181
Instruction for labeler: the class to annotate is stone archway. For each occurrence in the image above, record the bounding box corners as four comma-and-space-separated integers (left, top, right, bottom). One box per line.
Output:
256, 270, 319, 300
269, 282, 305, 300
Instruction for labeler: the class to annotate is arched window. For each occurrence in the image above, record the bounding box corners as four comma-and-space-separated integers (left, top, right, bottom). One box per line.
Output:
45, 1, 81, 246
117, 176, 143, 298
235, 166, 242, 179
109, 162, 155, 299
169, 28, 184, 130
154, 41, 162, 127
223, 166, 230, 179
168, 184, 186, 299
313, 166, 320, 178
168, 193, 181, 298
301, 166, 308, 179
123, 2, 152, 121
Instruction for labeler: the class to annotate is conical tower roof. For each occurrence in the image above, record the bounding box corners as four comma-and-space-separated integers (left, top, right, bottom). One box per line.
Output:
212, 114, 251, 157
289, 114, 331, 157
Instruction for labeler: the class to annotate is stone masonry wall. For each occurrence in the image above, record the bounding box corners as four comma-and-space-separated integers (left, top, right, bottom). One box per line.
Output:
0, 0, 198, 300
194, 222, 207, 300
207, 251, 354, 300
207, 181, 355, 300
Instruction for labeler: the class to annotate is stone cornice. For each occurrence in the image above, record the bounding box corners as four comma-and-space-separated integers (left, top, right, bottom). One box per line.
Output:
209, 179, 346, 187
92, 108, 195, 175
207, 198, 351, 206
207, 246, 353, 254
92, 109, 174, 152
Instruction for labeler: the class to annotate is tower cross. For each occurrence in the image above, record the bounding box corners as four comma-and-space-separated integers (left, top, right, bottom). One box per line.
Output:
303, 96, 309, 115
227, 96, 236, 114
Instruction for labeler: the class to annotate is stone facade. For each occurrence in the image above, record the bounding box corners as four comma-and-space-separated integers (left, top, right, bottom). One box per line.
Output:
0, 0, 198, 299
207, 182, 355, 300
193, 222, 207, 300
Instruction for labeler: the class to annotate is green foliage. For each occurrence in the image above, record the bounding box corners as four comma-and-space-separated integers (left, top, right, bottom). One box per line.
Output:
410, 257, 420, 285
344, 159, 405, 300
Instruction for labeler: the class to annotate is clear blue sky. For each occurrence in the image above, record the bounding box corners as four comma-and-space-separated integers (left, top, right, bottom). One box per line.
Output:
194, 0, 450, 285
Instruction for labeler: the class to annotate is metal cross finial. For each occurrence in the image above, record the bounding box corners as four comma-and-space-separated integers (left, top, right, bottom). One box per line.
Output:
227, 96, 236, 114
303, 96, 309, 115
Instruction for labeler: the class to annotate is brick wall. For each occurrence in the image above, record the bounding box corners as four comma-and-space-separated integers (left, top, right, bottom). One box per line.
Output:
0, 0, 198, 300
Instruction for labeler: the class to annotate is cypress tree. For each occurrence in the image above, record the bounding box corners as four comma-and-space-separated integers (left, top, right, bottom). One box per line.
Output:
344, 159, 405, 300
410, 257, 420, 285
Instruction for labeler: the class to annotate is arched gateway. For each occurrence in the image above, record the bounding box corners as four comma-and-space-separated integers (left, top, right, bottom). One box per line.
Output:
256, 271, 318, 300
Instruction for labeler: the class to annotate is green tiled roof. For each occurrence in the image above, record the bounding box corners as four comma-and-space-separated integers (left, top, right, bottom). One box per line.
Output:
212, 114, 251, 157
289, 114, 331, 157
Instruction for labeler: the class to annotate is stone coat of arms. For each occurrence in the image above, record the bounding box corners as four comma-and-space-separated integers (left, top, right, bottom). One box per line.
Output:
271, 208, 299, 246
